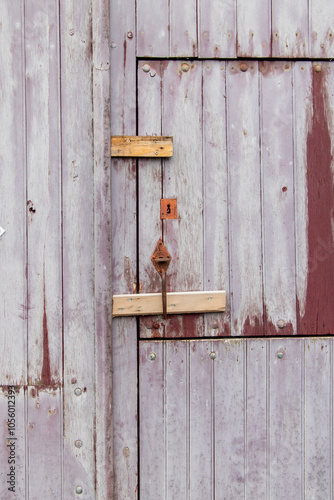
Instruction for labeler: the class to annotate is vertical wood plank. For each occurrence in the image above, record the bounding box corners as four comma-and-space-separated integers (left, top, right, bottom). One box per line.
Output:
304, 338, 332, 499
25, 0, 62, 387
245, 340, 267, 498
162, 61, 205, 338
269, 339, 303, 499
166, 342, 188, 498
293, 62, 313, 334
310, 0, 334, 57
215, 340, 245, 497
190, 341, 213, 500
227, 61, 263, 336
203, 62, 230, 336
137, 0, 169, 57
237, 0, 271, 57
260, 61, 296, 335
27, 388, 62, 498
272, 0, 309, 57
0, 387, 26, 499
113, 320, 138, 499
138, 60, 163, 300
170, 0, 197, 57
60, 1, 96, 497
111, 0, 138, 494
92, 0, 112, 497
139, 341, 165, 499
0, 0, 26, 385
199, 0, 236, 58
298, 62, 334, 334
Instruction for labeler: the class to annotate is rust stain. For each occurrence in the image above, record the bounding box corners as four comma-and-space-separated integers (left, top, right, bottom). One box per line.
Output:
41, 262, 52, 386
299, 68, 334, 334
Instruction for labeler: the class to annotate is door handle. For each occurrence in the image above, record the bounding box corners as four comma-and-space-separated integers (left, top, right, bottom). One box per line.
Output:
151, 240, 172, 320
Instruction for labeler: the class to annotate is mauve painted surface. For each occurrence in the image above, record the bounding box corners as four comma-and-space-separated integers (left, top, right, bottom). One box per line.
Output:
136, 0, 334, 58
0, 0, 27, 386
111, 0, 138, 495
140, 338, 334, 498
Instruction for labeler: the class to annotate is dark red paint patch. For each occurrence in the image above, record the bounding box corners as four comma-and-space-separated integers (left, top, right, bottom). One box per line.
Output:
41, 266, 52, 386
299, 68, 334, 335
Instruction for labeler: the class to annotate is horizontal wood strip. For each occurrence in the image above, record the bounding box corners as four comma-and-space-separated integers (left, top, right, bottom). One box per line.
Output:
111, 136, 173, 157
113, 290, 226, 316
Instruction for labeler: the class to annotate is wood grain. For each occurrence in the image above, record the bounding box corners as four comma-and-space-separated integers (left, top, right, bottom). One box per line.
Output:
0, 0, 26, 386
111, 136, 173, 157
113, 291, 226, 316
260, 61, 296, 335
272, 0, 309, 57
60, 1, 96, 496
199, 0, 236, 58
227, 61, 263, 336
92, 0, 113, 497
25, 0, 62, 387
111, 0, 138, 495
237, 0, 271, 57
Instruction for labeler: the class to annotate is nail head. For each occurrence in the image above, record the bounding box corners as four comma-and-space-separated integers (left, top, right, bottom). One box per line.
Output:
210, 352, 217, 360
74, 388, 82, 396
75, 486, 83, 494
149, 352, 156, 361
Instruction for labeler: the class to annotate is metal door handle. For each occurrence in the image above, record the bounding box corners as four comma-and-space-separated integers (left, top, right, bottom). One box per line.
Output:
151, 239, 172, 320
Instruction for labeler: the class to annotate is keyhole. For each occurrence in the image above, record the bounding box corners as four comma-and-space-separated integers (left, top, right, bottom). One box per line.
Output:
167, 204, 171, 214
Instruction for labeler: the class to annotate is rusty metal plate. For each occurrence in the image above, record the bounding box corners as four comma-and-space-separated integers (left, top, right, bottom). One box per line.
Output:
160, 199, 177, 219
151, 238, 171, 276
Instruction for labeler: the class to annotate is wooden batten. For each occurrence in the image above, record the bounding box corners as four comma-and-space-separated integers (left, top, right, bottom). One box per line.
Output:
111, 135, 173, 157
113, 290, 226, 317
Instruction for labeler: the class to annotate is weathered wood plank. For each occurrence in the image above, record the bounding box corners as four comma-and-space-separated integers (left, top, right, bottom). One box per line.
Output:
111, 0, 138, 493
137, 0, 169, 56
272, 0, 309, 57
215, 340, 245, 496
170, 0, 197, 56
166, 342, 188, 497
199, 0, 236, 58
310, 0, 334, 57
246, 340, 267, 498
269, 339, 303, 499
113, 291, 226, 317
298, 62, 334, 334
111, 136, 173, 157
113, 318, 138, 499
162, 61, 205, 338
27, 387, 62, 498
203, 61, 230, 336
260, 61, 296, 335
92, 0, 112, 496
304, 339, 332, 498
0, 387, 26, 499
190, 341, 213, 499
139, 341, 165, 498
227, 61, 263, 336
60, 1, 96, 497
0, 0, 26, 386
293, 62, 313, 334
237, 0, 271, 57
25, 0, 62, 387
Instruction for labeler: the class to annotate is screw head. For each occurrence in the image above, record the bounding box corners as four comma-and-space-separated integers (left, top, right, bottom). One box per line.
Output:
75, 486, 83, 494
74, 388, 82, 396
127, 31, 133, 39
75, 440, 83, 448
150, 70, 156, 77
210, 352, 217, 360
277, 319, 286, 329
149, 352, 156, 361
277, 351, 284, 359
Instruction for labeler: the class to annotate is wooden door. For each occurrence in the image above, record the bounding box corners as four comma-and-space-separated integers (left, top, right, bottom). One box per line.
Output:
111, 1, 334, 497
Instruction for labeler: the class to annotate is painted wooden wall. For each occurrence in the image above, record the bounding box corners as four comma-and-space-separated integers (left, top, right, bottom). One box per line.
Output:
111, 0, 334, 498
0, 0, 111, 498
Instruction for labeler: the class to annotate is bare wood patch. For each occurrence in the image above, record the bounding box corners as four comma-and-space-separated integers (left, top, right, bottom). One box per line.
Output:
111, 136, 173, 157
113, 290, 226, 317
